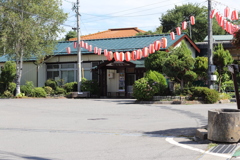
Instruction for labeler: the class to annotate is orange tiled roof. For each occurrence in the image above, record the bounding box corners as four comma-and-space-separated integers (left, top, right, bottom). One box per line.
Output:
69, 27, 146, 41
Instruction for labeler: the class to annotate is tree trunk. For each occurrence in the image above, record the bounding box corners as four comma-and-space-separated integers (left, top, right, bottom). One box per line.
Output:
15, 49, 23, 96
180, 79, 184, 90
218, 76, 222, 92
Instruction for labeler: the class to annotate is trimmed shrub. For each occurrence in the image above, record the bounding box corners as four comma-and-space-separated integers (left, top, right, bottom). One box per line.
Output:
20, 81, 35, 96
190, 87, 219, 104
81, 78, 100, 96
133, 77, 158, 101
55, 87, 65, 95
64, 82, 77, 92
144, 70, 167, 95
31, 87, 47, 97
43, 86, 53, 95
3, 90, 12, 98
45, 79, 58, 90
8, 82, 16, 94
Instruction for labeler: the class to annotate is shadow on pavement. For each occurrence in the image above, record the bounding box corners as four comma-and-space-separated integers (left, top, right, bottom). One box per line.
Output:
0, 150, 54, 160
143, 127, 197, 137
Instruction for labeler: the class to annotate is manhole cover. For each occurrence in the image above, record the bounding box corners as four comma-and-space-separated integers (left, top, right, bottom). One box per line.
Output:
210, 144, 237, 154
88, 118, 108, 120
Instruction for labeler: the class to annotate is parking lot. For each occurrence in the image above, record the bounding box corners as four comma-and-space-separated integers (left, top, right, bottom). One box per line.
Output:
0, 98, 236, 160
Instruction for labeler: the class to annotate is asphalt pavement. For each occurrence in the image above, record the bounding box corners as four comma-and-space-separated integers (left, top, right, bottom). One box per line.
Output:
0, 98, 239, 160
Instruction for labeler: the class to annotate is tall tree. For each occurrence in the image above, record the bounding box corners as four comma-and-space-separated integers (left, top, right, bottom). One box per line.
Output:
65, 30, 77, 41
193, 56, 208, 81
144, 51, 169, 72
213, 44, 233, 92
162, 41, 197, 90
160, 3, 225, 42
0, 0, 67, 96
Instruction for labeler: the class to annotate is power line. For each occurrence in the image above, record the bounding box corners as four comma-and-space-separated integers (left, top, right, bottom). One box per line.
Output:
82, 0, 192, 22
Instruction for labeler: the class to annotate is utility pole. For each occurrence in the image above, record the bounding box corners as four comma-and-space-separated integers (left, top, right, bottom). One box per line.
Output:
76, 0, 81, 92
208, 0, 214, 89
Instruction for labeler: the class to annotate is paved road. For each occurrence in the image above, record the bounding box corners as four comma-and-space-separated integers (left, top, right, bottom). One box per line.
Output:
0, 98, 237, 160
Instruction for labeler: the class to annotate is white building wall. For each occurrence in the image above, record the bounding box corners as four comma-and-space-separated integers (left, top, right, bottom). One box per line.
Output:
21, 62, 37, 86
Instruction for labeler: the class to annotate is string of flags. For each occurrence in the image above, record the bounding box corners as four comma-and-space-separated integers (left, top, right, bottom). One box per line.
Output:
66, 15, 197, 62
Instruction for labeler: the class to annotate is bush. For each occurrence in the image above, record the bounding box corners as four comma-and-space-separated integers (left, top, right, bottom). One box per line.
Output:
133, 77, 158, 101
144, 70, 167, 95
43, 86, 53, 95
31, 87, 47, 97
0, 61, 16, 93
190, 87, 219, 104
81, 78, 99, 96
20, 81, 35, 96
55, 87, 65, 95
45, 79, 58, 90
219, 93, 231, 100
64, 82, 77, 92
8, 82, 16, 94
3, 90, 12, 98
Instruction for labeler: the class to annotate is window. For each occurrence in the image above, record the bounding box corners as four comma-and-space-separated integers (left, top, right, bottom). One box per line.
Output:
47, 71, 59, 81
61, 71, 74, 83
46, 62, 99, 84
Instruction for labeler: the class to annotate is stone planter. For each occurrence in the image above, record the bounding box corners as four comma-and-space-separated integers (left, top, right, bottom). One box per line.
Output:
208, 109, 240, 143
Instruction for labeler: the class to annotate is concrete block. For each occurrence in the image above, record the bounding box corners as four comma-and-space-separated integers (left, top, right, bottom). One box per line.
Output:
196, 128, 208, 140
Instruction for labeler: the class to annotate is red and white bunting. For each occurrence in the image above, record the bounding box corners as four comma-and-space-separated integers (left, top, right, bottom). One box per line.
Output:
149, 44, 155, 54
142, 47, 149, 57
94, 47, 98, 54
104, 49, 108, 56
66, 47, 71, 54
182, 21, 187, 30
231, 10, 239, 21
210, 9, 217, 19
190, 16, 195, 25
80, 41, 85, 48
98, 48, 102, 55
224, 7, 230, 18
170, 32, 175, 40
176, 27, 181, 36
125, 52, 131, 61
74, 42, 77, 49
85, 43, 89, 50
119, 52, 125, 61
136, 49, 142, 60
154, 40, 161, 51
114, 52, 120, 61
131, 50, 137, 61
162, 38, 167, 49
88, 45, 92, 52
107, 51, 113, 61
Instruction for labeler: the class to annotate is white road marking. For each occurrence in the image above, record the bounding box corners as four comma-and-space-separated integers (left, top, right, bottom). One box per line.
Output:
165, 137, 232, 158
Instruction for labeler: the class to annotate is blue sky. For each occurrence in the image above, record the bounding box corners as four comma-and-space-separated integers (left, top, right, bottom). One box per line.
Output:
60, 0, 239, 38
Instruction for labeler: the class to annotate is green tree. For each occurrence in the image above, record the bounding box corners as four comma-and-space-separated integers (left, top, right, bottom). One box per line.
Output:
0, 0, 67, 96
160, 3, 225, 42
213, 44, 233, 92
162, 41, 196, 90
144, 51, 169, 72
193, 56, 208, 81
136, 26, 163, 36
65, 30, 77, 41
0, 61, 16, 92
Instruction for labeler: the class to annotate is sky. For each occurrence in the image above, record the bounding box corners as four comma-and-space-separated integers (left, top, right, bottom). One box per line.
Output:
59, 0, 240, 39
